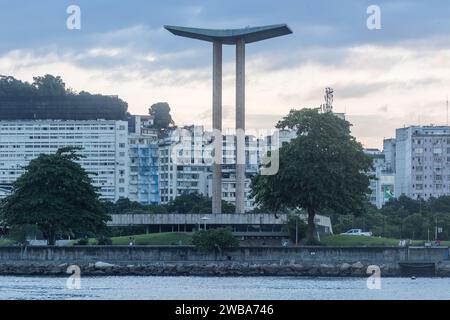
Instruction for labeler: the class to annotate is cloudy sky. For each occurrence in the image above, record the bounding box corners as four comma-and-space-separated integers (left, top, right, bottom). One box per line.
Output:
1, 0, 450, 148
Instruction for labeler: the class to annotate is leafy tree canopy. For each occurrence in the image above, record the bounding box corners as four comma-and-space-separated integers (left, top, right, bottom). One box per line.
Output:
0, 147, 110, 245
251, 108, 373, 243
192, 228, 239, 252
0, 74, 128, 121
32, 75, 69, 96
0, 74, 71, 96
149, 102, 175, 133
166, 192, 235, 214
106, 192, 235, 214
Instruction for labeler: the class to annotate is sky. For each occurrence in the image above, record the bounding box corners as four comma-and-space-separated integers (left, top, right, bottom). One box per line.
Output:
1, 0, 450, 148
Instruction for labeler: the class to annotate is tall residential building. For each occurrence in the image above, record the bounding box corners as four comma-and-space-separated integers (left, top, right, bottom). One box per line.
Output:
394, 125, 450, 200
128, 115, 160, 204
157, 125, 276, 210
158, 125, 211, 204
207, 134, 263, 211
364, 148, 395, 208
0, 120, 129, 202
383, 138, 396, 172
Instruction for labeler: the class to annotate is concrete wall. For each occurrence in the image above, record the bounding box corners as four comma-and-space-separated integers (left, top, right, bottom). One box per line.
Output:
108, 213, 287, 226
0, 245, 447, 265
107, 213, 333, 233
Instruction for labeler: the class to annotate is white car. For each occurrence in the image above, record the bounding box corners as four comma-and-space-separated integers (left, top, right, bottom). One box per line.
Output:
340, 229, 373, 236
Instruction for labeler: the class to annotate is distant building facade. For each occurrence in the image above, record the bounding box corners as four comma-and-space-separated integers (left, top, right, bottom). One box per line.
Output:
157, 125, 280, 210
394, 125, 450, 200
158, 125, 211, 204
0, 120, 129, 202
128, 115, 160, 204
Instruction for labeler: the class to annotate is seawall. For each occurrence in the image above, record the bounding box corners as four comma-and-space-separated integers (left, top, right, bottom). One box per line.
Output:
0, 245, 449, 277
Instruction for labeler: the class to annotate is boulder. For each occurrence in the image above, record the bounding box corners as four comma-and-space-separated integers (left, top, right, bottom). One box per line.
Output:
262, 264, 280, 275
94, 261, 116, 269
340, 263, 351, 271
352, 262, 364, 269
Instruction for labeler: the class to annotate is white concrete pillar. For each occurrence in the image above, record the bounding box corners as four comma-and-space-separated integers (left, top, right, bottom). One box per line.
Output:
235, 38, 246, 214
212, 41, 222, 214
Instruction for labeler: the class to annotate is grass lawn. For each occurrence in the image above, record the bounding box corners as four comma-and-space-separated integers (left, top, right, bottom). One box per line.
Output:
0, 239, 15, 245
320, 235, 400, 246
320, 234, 450, 246
73, 232, 193, 246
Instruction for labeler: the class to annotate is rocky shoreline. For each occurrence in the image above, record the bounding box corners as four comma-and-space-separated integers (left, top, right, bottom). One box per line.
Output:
1, 261, 449, 277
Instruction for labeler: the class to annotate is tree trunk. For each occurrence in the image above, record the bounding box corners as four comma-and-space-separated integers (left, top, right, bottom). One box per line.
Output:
306, 207, 316, 244
47, 228, 56, 246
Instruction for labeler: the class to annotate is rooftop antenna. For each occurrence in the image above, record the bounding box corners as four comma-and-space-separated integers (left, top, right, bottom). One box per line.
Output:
446, 95, 448, 126
321, 87, 333, 113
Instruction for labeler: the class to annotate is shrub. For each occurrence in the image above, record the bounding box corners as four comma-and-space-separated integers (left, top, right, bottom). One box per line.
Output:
192, 228, 239, 252
96, 236, 112, 245
76, 238, 89, 245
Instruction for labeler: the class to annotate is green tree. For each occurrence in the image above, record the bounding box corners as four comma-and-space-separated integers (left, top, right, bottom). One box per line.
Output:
251, 108, 373, 243
166, 192, 235, 213
7, 224, 42, 245
192, 228, 239, 252
283, 214, 307, 243
402, 213, 426, 240
427, 196, 450, 213
149, 102, 175, 134
32, 74, 68, 96
0, 147, 110, 245
0, 75, 36, 96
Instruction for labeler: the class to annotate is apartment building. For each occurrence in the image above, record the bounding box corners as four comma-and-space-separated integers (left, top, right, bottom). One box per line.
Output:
0, 120, 129, 202
157, 125, 279, 210
395, 125, 450, 200
158, 125, 211, 204
128, 115, 160, 204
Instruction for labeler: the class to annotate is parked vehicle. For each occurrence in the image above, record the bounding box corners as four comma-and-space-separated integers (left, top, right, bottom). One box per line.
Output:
340, 229, 373, 236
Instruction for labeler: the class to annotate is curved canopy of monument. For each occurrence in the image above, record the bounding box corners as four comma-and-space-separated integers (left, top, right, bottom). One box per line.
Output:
164, 24, 292, 44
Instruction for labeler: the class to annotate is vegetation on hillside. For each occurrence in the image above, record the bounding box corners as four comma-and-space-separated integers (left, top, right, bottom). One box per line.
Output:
0, 74, 128, 120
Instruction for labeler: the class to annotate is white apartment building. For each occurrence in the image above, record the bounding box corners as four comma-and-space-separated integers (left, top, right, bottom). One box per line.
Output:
0, 120, 129, 202
394, 125, 450, 200
158, 125, 211, 203
208, 134, 263, 211
157, 125, 277, 210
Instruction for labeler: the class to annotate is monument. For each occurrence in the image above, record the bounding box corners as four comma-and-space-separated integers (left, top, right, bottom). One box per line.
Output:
165, 24, 292, 214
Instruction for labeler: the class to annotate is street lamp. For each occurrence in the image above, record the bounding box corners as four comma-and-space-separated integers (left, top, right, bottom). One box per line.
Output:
200, 216, 211, 231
